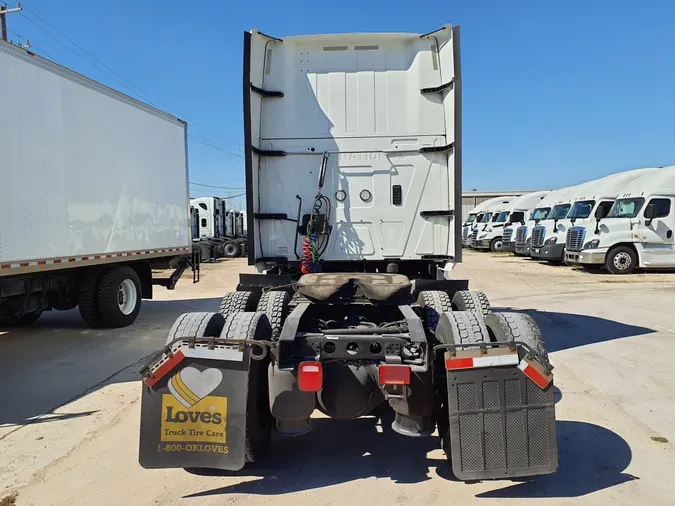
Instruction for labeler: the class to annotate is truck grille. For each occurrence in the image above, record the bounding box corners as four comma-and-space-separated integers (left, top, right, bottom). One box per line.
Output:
503, 227, 513, 244
566, 227, 585, 252
515, 226, 528, 246
463, 227, 469, 242
472, 228, 479, 245
531, 226, 546, 248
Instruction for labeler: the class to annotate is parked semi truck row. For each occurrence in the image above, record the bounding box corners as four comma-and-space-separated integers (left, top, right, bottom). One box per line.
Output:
500, 191, 550, 252
138, 25, 558, 481
0, 39, 197, 328
190, 197, 248, 261
461, 196, 516, 247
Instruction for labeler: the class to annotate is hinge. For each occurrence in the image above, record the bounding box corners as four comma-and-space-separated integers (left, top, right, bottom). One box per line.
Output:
250, 83, 284, 98
252, 146, 287, 157
419, 143, 454, 154
420, 79, 455, 95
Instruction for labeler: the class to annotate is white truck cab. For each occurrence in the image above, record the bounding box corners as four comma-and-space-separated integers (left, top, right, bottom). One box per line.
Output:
513, 186, 576, 257
534, 169, 655, 264
501, 191, 550, 253
462, 196, 516, 247
571, 165, 675, 273
472, 198, 518, 251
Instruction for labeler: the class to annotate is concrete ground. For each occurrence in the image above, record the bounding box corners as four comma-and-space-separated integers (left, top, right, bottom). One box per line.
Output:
1, 251, 674, 505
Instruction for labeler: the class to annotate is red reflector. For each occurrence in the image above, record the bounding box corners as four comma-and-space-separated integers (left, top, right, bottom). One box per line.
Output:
518, 359, 553, 389
445, 357, 475, 370
298, 361, 323, 392
378, 364, 411, 385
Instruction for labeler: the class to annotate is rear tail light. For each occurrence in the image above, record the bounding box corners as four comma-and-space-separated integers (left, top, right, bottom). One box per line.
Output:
378, 364, 411, 385
298, 361, 323, 392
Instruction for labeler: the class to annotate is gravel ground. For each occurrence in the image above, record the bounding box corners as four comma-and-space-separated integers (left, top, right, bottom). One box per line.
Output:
1, 252, 674, 505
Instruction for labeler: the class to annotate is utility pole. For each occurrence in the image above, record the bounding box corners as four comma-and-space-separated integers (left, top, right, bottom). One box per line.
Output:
0, 2, 22, 42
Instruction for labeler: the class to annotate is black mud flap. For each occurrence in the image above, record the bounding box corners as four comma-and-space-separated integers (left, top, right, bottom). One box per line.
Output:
138, 342, 251, 471
446, 350, 558, 480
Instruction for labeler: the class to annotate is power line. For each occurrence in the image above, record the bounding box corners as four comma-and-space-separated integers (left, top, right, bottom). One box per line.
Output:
6, 28, 69, 67
188, 136, 244, 159
18, 2, 243, 148
190, 182, 246, 190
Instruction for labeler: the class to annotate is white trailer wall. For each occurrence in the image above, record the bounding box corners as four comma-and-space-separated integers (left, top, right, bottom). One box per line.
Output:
0, 41, 189, 263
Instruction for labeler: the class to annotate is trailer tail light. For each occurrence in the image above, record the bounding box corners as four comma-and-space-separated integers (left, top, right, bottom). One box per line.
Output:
298, 361, 323, 392
445, 354, 519, 370
518, 357, 553, 389
378, 364, 411, 385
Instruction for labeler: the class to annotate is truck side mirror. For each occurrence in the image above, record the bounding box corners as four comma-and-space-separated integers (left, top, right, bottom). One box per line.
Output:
644, 203, 657, 225
595, 205, 610, 220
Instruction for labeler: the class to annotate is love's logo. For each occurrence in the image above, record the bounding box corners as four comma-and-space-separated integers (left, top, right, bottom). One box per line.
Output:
167, 367, 223, 408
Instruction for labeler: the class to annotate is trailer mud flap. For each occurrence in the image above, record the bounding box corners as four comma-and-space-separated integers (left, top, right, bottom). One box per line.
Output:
139, 346, 251, 471
446, 362, 558, 480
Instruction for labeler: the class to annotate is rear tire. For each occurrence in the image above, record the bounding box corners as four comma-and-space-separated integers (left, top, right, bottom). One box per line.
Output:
165, 312, 226, 345
605, 246, 637, 274
451, 290, 491, 317
218, 291, 258, 318
417, 290, 452, 333
222, 240, 240, 258
96, 267, 142, 328
78, 271, 102, 327
256, 291, 290, 340
220, 312, 274, 463
484, 312, 547, 361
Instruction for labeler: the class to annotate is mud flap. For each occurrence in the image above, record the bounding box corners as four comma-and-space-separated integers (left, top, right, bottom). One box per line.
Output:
446, 358, 558, 480
139, 343, 251, 471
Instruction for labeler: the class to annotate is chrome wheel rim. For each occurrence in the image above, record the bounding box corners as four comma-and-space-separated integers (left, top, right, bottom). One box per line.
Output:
224, 244, 237, 255
493, 240, 503, 251
118, 279, 138, 315
613, 252, 632, 271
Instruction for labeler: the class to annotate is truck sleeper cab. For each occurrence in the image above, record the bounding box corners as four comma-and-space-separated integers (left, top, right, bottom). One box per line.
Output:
572, 166, 675, 274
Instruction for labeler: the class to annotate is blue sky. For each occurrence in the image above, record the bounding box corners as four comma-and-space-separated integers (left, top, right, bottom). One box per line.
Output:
5, 0, 675, 207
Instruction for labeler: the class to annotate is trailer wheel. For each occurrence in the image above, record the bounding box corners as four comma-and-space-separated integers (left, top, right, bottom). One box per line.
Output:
218, 291, 258, 318
484, 312, 548, 361
78, 271, 102, 327
605, 245, 637, 274
435, 311, 490, 458
165, 312, 226, 345
222, 240, 240, 258
451, 290, 491, 317
220, 312, 274, 463
96, 267, 142, 328
256, 291, 290, 340
417, 290, 452, 333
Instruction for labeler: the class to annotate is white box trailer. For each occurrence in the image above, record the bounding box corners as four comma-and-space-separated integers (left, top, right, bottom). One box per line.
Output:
0, 40, 195, 327
138, 25, 558, 481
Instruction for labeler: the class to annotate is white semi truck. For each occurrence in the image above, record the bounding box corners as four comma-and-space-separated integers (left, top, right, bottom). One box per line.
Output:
513, 185, 576, 257
467, 197, 516, 248
472, 197, 522, 251
139, 25, 558, 480
532, 169, 656, 264
0, 39, 196, 328
190, 197, 248, 259
500, 191, 550, 253
567, 165, 675, 273
461, 196, 516, 247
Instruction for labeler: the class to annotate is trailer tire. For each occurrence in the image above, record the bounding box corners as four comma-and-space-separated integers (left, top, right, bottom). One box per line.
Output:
417, 290, 452, 333
220, 312, 274, 463
165, 312, 226, 345
452, 290, 491, 317
78, 271, 103, 327
435, 311, 490, 459
484, 312, 548, 361
218, 291, 258, 318
605, 245, 637, 274
256, 291, 290, 340
222, 240, 240, 258
96, 267, 142, 328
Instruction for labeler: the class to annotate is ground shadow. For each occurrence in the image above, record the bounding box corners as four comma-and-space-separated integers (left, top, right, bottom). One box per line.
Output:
476, 420, 637, 498
0, 297, 220, 427
185, 418, 632, 499
495, 307, 655, 353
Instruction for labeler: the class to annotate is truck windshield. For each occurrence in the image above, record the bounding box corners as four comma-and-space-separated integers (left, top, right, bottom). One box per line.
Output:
495, 211, 510, 223
466, 213, 477, 224
568, 200, 595, 219
509, 211, 525, 224
530, 207, 551, 221
607, 198, 645, 218
478, 212, 493, 223
548, 204, 571, 220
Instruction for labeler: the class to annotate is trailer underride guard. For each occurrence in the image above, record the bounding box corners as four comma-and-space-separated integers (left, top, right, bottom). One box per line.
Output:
139, 25, 558, 481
